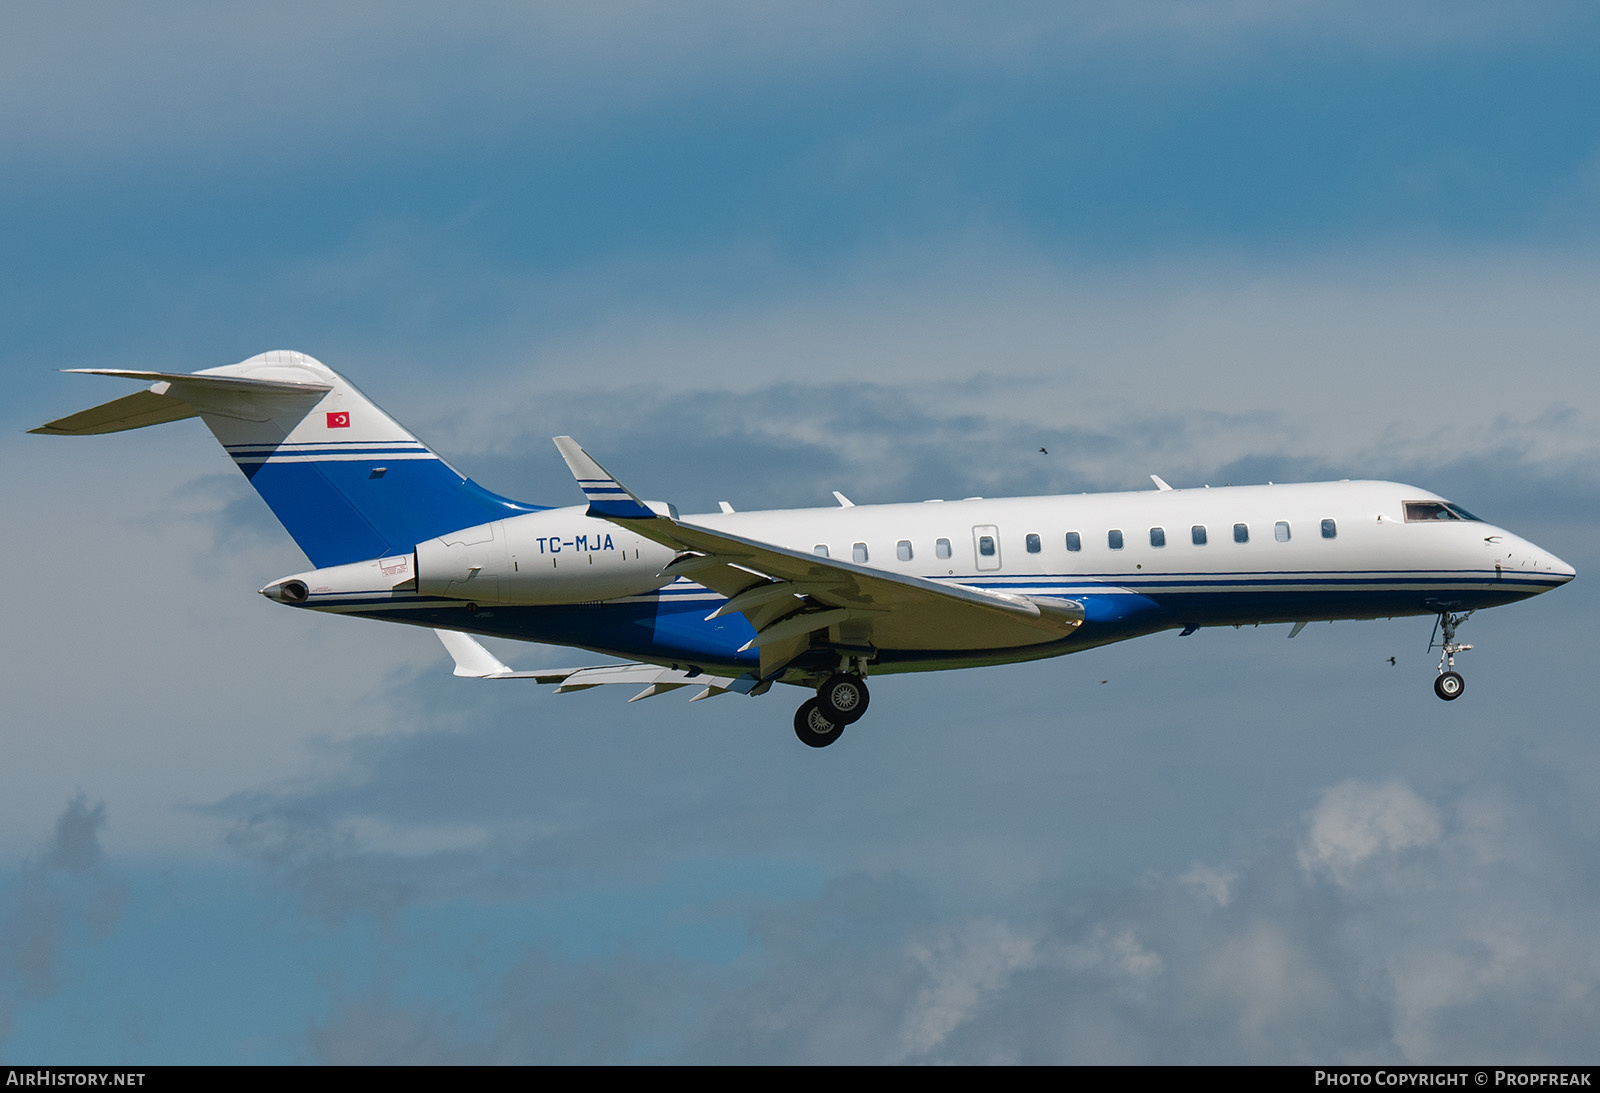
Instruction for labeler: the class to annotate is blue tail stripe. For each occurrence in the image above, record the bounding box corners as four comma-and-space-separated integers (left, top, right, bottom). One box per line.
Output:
586, 497, 656, 520
242, 457, 544, 567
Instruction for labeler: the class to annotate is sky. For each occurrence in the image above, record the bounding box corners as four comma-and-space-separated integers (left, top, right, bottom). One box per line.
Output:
2, 0, 1599, 1064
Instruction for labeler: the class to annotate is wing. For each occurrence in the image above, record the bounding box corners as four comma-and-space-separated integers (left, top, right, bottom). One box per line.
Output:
552, 437, 1084, 681
433, 630, 744, 702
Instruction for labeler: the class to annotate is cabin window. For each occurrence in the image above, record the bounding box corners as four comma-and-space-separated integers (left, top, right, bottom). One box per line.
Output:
1108, 529, 1124, 550
1065, 531, 1081, 552
813, 544, 829, 558
978, 535, 996, 557
1275, 521, 1290, 542
1233, 523, 1249, 544
1025, 533, 1041, 554
897, 540, 913, 561
853, 542, 869, 563
936, 538, 952, 559
1192, 525, 1207, 546
1150, 527, 1166, 548
1321, 518, 1337, 539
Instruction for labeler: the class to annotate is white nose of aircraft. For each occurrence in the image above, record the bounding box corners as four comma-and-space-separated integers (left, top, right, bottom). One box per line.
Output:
1515, 536, 1575, 583
1483, 529, 1575, 590
1543, 550, 1577, 581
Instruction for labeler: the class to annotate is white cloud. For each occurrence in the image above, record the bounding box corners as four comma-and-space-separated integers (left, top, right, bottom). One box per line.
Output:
898, 919, 1040, 1059
752, 776, 1599, 1062
276, 770, 1600, 1062
1298, 778, 1443, 887
1181, 862, 1238, 907
1058, 923, 1164, 980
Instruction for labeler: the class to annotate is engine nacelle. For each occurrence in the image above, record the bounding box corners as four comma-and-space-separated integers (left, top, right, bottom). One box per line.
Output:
414, 505, 678, 605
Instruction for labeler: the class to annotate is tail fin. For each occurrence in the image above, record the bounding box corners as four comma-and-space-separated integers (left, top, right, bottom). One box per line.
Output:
33, 350, 539, 567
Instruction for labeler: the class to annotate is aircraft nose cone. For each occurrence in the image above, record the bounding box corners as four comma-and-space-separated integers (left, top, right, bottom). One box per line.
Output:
1490, 533, 1575, 590
1518, 538, 1575, 583
1546, 551, 1576, 582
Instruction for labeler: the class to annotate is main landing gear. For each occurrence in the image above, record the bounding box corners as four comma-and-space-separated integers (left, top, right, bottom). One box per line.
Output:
1430, 609, 1475, 702
794, 698, 845, 748
793, 670, 871, 748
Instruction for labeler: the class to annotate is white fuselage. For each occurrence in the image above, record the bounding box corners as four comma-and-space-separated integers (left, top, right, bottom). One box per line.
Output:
279, 478, 1572, 679
694, 479, 1564, 606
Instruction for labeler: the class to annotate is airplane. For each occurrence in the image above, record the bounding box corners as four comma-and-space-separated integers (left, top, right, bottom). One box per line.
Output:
34, 350, 1576, 748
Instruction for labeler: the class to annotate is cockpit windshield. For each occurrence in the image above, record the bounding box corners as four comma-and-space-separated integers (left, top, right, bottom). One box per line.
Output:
1403, 501, 1483, 523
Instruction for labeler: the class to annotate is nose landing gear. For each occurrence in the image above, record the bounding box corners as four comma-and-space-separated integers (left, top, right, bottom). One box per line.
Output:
1430, 609, 1475, 701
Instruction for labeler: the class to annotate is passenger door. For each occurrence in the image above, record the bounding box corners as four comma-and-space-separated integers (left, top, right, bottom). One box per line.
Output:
972, 525, 1001, 571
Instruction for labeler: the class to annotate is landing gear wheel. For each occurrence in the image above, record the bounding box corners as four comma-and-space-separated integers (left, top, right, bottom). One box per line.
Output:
818, 673, 870, 724
795, 698, 845, 748
1434, 671, 1465, 701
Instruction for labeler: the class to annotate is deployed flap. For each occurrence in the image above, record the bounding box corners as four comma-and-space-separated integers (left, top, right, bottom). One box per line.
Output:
555, 663, 743, 694
551, 437, 1085, 668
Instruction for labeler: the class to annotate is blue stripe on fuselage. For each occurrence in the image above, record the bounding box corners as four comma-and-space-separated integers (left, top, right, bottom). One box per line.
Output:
337, 595, 764, 671
317, 569, 1550, 675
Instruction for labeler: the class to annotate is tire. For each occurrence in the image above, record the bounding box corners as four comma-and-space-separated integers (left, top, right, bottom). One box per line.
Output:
818, 673, 870, 724
794, 698, 845, 748
1434, 671, 1465, 701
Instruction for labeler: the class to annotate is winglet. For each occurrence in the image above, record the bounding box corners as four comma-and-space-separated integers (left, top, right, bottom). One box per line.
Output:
433, 629, 590, 682
552, 436, 659, 520
435, 629, 517, 677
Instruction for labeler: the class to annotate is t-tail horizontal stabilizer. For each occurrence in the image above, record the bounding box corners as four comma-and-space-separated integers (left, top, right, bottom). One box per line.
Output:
30, 369, 331, 436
